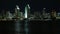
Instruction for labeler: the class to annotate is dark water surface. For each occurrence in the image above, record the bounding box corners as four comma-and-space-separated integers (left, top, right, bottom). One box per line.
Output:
0, 20, 60, 34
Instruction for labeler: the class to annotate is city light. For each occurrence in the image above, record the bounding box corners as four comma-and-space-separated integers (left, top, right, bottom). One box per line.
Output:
43, 8, 46, 9
16, 5, 20, 10
25, 6, 27, 18
27, 4, 30, 9
0, 4, 58, 20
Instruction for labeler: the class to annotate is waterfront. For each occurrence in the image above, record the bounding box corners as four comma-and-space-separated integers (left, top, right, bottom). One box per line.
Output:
0, 19, 60, 34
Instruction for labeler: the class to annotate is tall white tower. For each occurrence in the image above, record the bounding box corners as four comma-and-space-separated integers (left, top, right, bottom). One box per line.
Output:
14, 5, 21, 19
24, 4, 30, 18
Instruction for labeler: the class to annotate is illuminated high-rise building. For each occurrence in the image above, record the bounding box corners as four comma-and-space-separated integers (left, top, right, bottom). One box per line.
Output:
6, 11, 13, 20
56, 12, 60, 19
42, 8, 46, 19
24, 4, 30, 18
14, 5, 21, 19
50, 9, 56, 19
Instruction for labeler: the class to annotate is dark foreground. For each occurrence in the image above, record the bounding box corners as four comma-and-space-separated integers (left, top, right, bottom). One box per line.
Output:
0, 19, 60, 34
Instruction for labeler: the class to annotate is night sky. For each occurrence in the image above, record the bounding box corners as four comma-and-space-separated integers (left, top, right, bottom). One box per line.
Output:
0, 0, 60, 12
